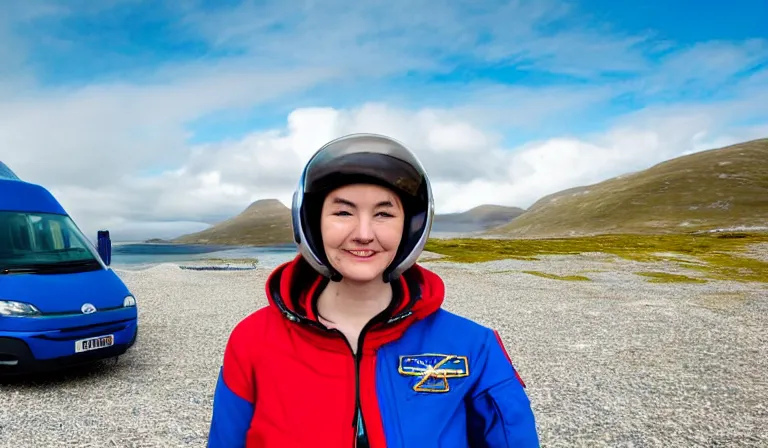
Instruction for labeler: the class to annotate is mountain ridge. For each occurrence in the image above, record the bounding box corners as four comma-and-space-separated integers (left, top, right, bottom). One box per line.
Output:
431, 204, 525, 233
171, 199, 294, 246
168, 137, 768, 245
488, 137, 768, 238
169, 201, 527, 246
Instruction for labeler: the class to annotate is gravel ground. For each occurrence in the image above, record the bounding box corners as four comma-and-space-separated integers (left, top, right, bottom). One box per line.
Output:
1, 255, 767, 447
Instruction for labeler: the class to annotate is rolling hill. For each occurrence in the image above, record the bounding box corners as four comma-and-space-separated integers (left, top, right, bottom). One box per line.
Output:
431, 204, 525, 233
169, 199, 524, 246
172, 199, 294, 246
488, 138, 768, 238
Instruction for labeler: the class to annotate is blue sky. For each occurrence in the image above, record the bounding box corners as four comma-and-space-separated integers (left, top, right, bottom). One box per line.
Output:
11, 0, 767, 142
1, 0, 767, 240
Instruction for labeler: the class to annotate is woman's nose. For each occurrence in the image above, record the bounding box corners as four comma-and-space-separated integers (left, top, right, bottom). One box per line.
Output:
352, 217, 375, 243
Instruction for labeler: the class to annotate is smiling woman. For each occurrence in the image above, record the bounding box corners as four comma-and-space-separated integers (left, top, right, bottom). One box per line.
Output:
319, 184, 406, 284
207, 134, 540, 448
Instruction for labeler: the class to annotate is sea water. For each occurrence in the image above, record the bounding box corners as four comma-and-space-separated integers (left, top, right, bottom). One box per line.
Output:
110, 243, 298, 270
109, 231, 469, 271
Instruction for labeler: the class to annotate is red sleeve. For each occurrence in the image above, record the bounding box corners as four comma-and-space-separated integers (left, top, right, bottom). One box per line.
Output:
208, 313, 262, 447
221, 316, 259, 401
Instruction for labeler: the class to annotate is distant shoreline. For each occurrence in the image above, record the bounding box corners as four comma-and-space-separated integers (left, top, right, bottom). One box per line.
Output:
119, 225, 768, 249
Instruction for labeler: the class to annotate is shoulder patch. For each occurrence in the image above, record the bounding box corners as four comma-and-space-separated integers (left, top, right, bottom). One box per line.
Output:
398, 354, 469, 393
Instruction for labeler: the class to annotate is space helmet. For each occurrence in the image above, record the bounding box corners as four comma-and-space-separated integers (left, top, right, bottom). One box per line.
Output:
291, 133, 434, 282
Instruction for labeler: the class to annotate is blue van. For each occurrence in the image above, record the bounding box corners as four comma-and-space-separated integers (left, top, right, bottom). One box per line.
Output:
0, 162, 138, 376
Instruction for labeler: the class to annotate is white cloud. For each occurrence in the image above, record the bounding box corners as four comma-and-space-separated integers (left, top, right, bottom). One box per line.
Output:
0, 64, 340, 187
1, 1, 767, 243
26, 90, 765, 242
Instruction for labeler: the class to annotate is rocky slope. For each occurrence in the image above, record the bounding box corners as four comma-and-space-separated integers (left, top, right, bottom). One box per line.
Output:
489, 138, 768, 238
172, 199, 294, 246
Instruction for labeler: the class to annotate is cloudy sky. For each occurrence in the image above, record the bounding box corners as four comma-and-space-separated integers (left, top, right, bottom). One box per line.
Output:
1, 0, 767, 242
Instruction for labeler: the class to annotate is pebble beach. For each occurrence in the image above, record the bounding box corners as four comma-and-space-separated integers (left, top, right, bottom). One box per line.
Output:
1, 252, 767, 447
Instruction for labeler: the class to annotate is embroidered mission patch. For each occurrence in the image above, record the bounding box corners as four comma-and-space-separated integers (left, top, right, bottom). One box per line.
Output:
398, 354, 469, 393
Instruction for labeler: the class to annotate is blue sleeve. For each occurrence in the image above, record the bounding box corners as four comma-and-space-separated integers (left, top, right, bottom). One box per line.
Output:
207, 368, 255, 447
467, 329, 540, 447
207, 321, 257, 447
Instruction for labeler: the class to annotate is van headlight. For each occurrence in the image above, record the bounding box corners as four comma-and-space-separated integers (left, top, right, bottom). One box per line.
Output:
0, 300, 41, 317
123, 295, 137, 307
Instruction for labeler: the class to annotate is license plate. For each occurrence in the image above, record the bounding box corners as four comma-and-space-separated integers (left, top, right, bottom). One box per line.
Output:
75, 334, 114, 353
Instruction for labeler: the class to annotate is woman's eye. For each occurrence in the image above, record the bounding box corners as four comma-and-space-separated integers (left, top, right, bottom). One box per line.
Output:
332, 211, 394, 217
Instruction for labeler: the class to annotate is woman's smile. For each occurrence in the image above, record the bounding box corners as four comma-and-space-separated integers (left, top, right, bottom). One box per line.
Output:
345, 249, 377, 259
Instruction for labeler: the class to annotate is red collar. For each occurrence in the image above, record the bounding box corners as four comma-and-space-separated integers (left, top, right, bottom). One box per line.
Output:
265, 255, 445, 353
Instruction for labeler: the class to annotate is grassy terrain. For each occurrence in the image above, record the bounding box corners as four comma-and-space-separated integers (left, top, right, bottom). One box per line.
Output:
489, 138, 768, 238
636, 271, 708, 283
424, 231, 768, 282
521, 270, 592, 281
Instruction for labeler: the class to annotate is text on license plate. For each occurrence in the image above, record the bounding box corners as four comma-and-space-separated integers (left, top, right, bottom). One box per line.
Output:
75, 335, 114, 353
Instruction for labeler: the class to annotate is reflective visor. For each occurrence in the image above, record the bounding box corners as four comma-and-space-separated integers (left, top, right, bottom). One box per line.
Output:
301, 134, 426, 198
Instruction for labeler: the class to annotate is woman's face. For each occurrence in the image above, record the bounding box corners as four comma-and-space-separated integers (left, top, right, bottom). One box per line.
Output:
320, 183, 405, 283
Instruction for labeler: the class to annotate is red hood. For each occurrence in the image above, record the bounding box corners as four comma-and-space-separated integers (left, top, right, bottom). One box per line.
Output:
264, 255, 444, 351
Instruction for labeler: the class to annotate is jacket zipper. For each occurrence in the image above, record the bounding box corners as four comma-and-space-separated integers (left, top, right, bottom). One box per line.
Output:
331, 318, 378, 448
287, 275, 407, 446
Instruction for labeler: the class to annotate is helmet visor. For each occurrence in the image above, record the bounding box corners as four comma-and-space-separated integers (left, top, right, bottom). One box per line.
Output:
301, 134, 426, 198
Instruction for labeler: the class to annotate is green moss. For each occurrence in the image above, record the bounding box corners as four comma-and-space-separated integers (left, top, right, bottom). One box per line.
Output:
424, 232, 768, 283
636, 271, 708, 283
199, 257, 259, 265
695, 291, 751, 312
522, 271, 592, 281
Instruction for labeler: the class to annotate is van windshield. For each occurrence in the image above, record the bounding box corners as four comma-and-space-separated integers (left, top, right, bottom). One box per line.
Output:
0, 211, 102, 273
